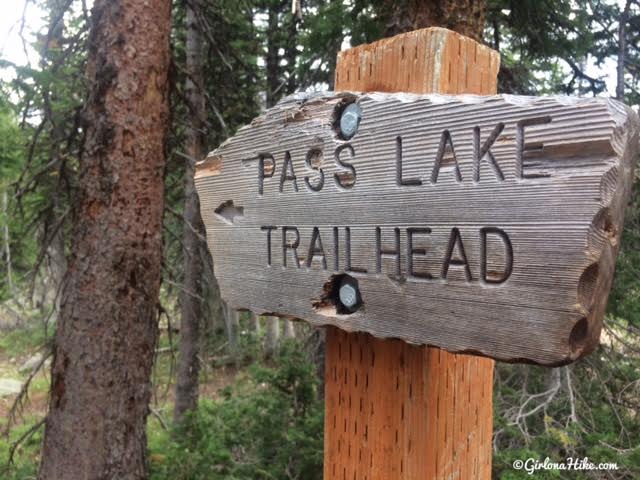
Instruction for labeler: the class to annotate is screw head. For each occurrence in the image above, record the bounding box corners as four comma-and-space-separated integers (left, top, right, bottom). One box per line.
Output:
337, 275, 362, 313
339, 103, 362, 139
339, 282, 357, 308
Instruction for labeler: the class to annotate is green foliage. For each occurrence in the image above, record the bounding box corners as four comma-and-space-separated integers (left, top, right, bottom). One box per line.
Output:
486, 0, 606, 95
493, 318, 640, 479
234, 322, 265, 365
162, 0, 261, 301
0, 417, 43, 480
0, 94, 23, 181
609, 182, 640, 324
482, 5, 640, 476
149, 340, 323, 480
0, 321, 50, 359
297, 0, 384, 89
0, 95, 30, 301
0, 0, 88, 306
1, 2, 640, 480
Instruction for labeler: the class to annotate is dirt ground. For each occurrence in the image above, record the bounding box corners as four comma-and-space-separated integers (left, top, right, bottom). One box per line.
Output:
0, 342, 241, 427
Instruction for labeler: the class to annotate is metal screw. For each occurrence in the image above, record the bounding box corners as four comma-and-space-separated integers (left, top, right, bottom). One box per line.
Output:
339, 103, 362, 139
339, 282, 358, 309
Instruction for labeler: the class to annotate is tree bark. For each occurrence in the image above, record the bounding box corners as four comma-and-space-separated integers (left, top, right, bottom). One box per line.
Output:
38, 0, 171, 478
201, 239, 225, 341
2, 190, 15, 300
265, 2, 281, 108
264, 315, 280, 357
325, 0, 343, 91
173, 0, 208, 426
285, 7, 299, 95
382, 0, 486, 42
45, 225, 66, 324
39, 0, 69, 318
283, 319, 296, 339
249, 311, 260, 333
223, 302, 240, 353
616, 0, 631, 99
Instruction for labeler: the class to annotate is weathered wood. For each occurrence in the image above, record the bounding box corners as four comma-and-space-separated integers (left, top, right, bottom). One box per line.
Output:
196, 90, 637, 365
326, 28, 496, 480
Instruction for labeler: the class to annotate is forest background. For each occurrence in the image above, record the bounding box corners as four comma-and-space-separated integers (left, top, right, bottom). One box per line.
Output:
0, 1, 639, 479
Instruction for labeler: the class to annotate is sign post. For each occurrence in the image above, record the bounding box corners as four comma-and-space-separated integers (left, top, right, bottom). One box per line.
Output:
194, 28, 637, 480
325, 28, 498, 480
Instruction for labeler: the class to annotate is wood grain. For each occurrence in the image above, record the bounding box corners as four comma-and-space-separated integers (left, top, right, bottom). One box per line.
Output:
195, 91, 638, 365
335, 27, 499, 95
327, 28, 498, 480
323, 327, 495, 480
195, 28, 637, 480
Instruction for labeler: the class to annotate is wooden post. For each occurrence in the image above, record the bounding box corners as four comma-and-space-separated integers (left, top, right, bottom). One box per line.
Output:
324, 28, 500, 480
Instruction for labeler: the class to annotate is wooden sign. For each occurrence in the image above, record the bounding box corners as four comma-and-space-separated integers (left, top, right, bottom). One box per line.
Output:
195, 92, 638, 365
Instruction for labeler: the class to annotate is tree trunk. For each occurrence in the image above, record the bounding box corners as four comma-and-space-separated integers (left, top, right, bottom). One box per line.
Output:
283, 319, 296, 339
38, 0, 171, 478
382, 0, 486, 41
173, 0, 208, 426
45, 225, 66, 325
2, 190, 15, 300
265, 2, 280, 108
285, 8, 299, 95
40, 0, 69, 319
202, 244, 225, 340
264, 316, 280, 357
312, 327, 325, 399
223, 302, 240, 353
616, 0, 631, 99
249, 312, 260, 333
325, 0, 343, 91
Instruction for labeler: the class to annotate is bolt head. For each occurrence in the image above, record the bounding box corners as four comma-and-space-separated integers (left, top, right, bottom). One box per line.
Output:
339, 103, 362, 139
339, 282, 358, 308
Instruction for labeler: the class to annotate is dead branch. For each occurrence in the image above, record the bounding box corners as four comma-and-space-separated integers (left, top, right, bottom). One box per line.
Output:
2, 344, 52, 437
164, 203, 207, 244
563, 366, 578, 425
149, 407, 169, 431
5, 417, 45, 468
508, 368, 562, 439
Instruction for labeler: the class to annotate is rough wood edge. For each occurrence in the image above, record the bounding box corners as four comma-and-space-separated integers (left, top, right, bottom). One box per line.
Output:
575, 100, 639, 360
195, 93, 639, 366
194, 154, 222, 179
196, 92, 636, 182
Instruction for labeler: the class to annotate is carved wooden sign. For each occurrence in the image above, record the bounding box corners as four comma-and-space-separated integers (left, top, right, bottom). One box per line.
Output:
195, 92, 638, 365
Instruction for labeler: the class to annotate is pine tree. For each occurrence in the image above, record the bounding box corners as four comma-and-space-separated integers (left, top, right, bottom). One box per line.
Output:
38, 0, 172, 477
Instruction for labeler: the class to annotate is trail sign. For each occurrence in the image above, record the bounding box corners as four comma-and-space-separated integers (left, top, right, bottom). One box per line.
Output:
195, 92, 638, 365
